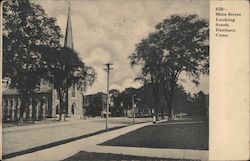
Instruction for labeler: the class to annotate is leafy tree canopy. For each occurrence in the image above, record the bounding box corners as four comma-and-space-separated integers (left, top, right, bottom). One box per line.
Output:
130, 14, 209, 85
44, 47, 96, 94
3, 0, 62, 94
129, 14, 209, 118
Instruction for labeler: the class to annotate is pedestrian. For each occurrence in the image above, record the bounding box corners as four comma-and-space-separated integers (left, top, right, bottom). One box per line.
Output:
153, 114, 156, 123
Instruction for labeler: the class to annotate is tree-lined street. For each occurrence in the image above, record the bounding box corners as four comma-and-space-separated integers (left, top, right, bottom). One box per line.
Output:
2, 1, 209, 160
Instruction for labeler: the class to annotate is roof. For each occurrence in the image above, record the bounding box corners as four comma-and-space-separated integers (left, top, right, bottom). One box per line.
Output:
3, 87, 52, 96
64, 2, 74, 49
85, 92, 107, 97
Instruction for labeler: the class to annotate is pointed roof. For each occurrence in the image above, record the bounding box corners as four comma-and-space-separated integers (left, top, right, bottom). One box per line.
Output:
64, 2, 74, 49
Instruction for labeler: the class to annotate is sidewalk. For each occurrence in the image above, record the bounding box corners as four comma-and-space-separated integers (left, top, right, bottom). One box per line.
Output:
5, 121, 208, 161
3, 117, 152, 156
3, 117, 153, 133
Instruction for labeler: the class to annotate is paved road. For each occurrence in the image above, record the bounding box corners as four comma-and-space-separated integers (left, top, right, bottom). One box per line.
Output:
5, 121, 208, 161
3, 117, 152, 156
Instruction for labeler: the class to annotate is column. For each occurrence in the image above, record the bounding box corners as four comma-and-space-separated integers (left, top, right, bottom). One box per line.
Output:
36, 100, 39, 120
41, 97, 45, 120
2, 98, 6, 121
16, 98, 20, 120
14, 98, 19, 121
7, 98, 10, 120
9, 98, 12, 121
11, 98, 16, 120
29, 98, 32, 119
44, 96, 48, 119
48, 93, 52, 118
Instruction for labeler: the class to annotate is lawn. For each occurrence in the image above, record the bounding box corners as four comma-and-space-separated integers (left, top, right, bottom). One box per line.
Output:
100, 121, 208, 150
62, 151, 199, 161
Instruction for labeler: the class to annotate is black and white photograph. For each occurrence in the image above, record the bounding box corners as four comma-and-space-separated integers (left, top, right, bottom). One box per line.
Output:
2, 0, 209, 160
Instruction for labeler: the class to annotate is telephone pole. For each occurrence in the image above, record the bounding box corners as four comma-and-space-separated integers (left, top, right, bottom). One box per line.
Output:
104, 63, 113, 130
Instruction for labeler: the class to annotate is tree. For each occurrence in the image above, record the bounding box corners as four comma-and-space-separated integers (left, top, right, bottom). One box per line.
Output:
3, 0, 62, 122
109, 89, 120, 98
156, 14, 209, 119
129, 34, 163, 120
109, 89, 126, 116
129, 14, 209, 120
187, 91, 207, 116
171, 85, 191, 114
44, 47, 96, 121
133, 84, 154, 115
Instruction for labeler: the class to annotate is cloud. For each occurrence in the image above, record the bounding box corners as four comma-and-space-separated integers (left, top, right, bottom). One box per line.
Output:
84, 48, 112, 66
179, 73, 209, 95
37, 0, 209, 95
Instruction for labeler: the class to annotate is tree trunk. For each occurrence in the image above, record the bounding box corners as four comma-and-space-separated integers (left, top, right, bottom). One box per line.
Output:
152, 82, 159, 121
161, 105, 164, 119
58, 89, 68, 121
58, 90, 64, 121
167, 101, 173, 120
155, 101, 159, 121
162, 80, 175, 121
32, 97, 36, 123
65, 88, 68, 118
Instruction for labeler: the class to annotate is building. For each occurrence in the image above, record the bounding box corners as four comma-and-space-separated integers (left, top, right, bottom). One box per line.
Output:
83, 92, 107, 117
53, 3, 83, 119
2, 85, 53, 122
2, 4, 83, 122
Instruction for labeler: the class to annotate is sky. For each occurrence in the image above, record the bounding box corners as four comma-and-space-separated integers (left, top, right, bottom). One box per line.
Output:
34, 0, 209, 95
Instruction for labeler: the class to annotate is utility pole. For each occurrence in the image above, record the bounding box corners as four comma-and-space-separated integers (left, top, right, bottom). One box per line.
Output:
104, 63, 113, 130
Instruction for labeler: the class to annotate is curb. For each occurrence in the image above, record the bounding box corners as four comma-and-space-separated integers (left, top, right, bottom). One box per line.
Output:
3, 119, 88, 133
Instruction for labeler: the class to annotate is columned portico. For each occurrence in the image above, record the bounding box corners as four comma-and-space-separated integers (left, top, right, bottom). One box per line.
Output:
2, 91, 53, 122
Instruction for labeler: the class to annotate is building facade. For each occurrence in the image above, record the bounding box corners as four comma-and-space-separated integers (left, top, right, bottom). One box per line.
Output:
2, 87, 52, 122
83, 92, 107, 117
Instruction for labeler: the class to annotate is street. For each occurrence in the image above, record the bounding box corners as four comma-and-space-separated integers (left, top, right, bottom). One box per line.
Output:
3, 117, 152, 156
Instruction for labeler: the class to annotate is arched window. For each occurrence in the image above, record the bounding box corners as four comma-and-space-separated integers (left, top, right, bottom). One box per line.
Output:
57, 93, 59, 100
71, 103, 75, 114
56, 105, 59, 114
71, 87, 75, 97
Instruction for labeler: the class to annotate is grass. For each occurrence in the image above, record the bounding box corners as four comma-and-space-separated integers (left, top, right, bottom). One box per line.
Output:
62, 151, 199, 161
100, 121, 208, 150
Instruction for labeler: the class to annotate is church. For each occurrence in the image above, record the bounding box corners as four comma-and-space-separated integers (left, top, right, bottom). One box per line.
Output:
2, 4, 83, 122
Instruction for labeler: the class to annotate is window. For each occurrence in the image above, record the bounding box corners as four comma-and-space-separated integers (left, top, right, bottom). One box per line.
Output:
56, 105, 59, 114
71, 104, 75, 114
57, 93, 59, 100
71, 87, 75, 97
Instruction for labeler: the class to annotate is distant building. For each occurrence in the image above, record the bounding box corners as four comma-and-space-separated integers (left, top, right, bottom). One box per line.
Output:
83, 92, 108, 117
2, 4, 83, 122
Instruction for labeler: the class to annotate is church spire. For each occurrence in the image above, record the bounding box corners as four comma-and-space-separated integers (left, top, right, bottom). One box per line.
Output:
64, 1, 74, 49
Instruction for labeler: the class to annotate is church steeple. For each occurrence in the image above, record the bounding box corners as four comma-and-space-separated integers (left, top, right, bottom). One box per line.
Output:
64, 2, 74, 49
